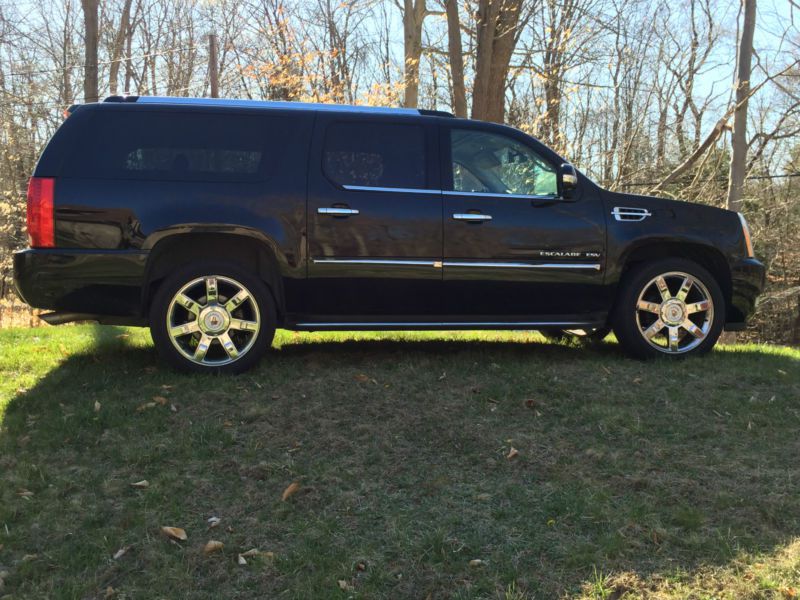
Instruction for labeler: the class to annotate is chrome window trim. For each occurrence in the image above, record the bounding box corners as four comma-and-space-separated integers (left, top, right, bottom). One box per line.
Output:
444, 190, 559, 200
341, 185, 441, 195
295, 321, 595, 328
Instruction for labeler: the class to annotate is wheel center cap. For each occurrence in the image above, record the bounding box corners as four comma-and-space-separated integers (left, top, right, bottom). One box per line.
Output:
199, 306, 230, 334
661, 300, 685, 325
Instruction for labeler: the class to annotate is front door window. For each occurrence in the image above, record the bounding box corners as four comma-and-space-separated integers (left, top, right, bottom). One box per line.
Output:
450, 129, 557, 197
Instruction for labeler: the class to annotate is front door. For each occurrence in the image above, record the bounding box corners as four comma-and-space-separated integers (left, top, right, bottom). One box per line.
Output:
303, 114, 442, 320
442, 125, 607, 320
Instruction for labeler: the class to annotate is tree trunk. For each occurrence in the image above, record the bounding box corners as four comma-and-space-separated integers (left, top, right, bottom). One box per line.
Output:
726, 0, 756, 213
109, 0, 134, 96
80, 0, 99, 103
472, 0, 522, 123
402, 0, 426, 108
444, 0, 467, 117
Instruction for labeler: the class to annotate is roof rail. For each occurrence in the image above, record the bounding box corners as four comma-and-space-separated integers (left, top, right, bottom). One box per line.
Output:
104, 95, 139, 103
419, 109, 455, 118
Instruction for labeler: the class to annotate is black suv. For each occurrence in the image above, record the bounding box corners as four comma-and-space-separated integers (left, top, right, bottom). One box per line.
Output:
13, 96, 765, 372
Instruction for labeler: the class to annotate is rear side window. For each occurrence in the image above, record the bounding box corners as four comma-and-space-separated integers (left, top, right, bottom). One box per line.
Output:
68, 110, 288, 182
323, 121, 426, 189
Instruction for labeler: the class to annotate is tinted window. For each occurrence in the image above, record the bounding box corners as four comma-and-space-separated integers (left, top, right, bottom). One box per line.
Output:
323, 122, 426, 189
69, 110, 288, 182
450, 129, 557, 196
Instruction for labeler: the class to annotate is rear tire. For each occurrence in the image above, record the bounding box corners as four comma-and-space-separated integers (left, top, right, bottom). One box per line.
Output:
612, 258, 725, 359
149, 261, 276, 374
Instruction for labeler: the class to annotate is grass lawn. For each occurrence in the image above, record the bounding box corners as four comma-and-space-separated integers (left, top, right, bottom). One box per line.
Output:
0, 326, 799, 599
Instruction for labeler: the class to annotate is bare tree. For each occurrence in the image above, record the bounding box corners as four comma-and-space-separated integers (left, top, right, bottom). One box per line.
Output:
726, 0, 756, 212
444, 0, 466, 116
80, 0, 99, 102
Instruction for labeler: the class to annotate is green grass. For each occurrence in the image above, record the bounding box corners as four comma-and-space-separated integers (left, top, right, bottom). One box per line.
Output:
0, 326, 799, 599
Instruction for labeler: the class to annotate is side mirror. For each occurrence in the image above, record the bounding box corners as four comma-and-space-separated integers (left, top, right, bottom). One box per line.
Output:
560, 163, 578, 199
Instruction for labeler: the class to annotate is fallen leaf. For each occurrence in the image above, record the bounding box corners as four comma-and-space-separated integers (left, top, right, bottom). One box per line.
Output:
281, 481, 301, 501
356, 562, 366, 571
524, 399, 537, 409
237, 554, 247, 565
112, 545, 132, 560
782, 588, 797, 599
469, 559, 484, 567
104, 586, 116, 598
161, 384, 174, 391
204, 540, 224, 554
506, 447, 519, 460
338, 579, 353, 591
170, 404, 178, 413
160, 526, 187, 541
17, 489, 33, 498
241, 548, 261, 557
354, 373, 369, 383
207, 516, 221, 528
223, 420, 234, 428
22, 554, 38, 561
130, 480, 149, 489
153, 396, 168, 406
136, 402, 157, 412
94, 401, 102, 412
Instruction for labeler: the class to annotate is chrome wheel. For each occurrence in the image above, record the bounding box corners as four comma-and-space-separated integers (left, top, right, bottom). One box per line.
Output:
634, 271, 714, 354
166, 275, 260, 366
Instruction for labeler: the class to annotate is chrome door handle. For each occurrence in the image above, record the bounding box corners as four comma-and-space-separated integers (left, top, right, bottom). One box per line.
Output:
318, 207, 360, 216
453, 213, 492, 222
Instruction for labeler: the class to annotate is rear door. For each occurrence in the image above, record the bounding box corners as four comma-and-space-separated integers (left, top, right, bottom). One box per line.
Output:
442, 124, 607, 319
303, 113, 442, 319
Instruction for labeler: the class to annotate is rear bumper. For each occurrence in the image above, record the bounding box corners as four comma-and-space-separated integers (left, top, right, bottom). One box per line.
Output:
726, 257, 766, 329
13, 248, 148, 318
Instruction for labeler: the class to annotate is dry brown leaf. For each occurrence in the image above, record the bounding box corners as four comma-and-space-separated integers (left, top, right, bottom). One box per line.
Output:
153, 396, 168, 406
17, 489, 33, 498
104, 586, 116, 598
223, 420, 234, 428
130, 480, 149, 489
354, 373, 370, 383
281, 481, 301, 501
136, 402, 157, 412
337, 579, 353, 591
506, 447, 519, 460
204, 540, 224, 554
94, 401, 102, 413
237, 554, 247, 566
160, 526, 187, 541
356, 562, 366, 571
22, 554, 38, 562
468, 559, 484, 567
782, 588, 798, 599
112, 545, 132, 560
241, 548, 261, 557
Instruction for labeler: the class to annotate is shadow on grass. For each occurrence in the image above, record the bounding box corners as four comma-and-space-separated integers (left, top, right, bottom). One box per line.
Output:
0, 325, 798, 598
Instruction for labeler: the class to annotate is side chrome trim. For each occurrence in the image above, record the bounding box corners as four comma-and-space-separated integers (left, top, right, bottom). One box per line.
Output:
444, 190, 559, 200
611, 206, 652, 222
312, 258, 440, 267
295, 321, 595, 328
311, 258, 601, 270
443, 261, 601, 270
342, 184, 441, 195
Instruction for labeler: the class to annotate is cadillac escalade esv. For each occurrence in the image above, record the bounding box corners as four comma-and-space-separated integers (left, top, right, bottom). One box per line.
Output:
13, 96, 765, 373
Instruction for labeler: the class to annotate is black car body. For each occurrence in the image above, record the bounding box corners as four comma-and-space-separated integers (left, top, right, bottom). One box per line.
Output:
13, 96, 765, 372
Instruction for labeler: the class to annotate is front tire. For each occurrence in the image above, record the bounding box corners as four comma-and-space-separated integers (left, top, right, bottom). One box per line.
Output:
613, 258, 725, 359
149, 261, 276, 374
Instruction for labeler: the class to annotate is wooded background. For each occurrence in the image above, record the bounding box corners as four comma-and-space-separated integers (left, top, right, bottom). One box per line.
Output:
0, 0, 797, 342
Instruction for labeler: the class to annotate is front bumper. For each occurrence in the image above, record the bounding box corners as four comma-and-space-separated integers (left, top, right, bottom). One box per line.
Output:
13, 248, 148, 318
726, 257, 766, 329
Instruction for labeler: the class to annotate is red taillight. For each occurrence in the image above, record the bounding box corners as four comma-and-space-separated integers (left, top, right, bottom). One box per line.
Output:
26, 177, 55, 248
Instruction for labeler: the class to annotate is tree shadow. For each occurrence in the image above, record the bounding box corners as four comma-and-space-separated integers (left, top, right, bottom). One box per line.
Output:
0, 326, 798, 598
